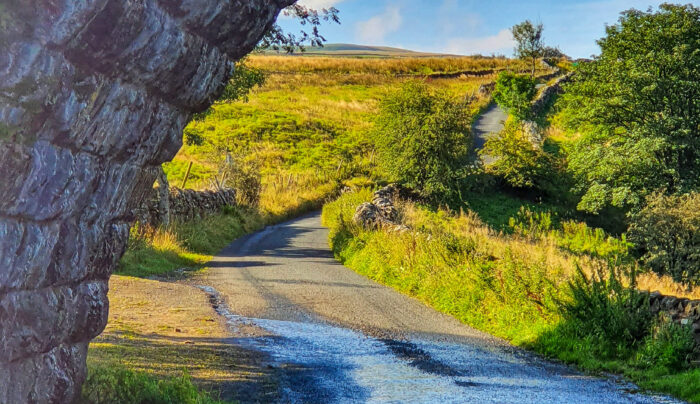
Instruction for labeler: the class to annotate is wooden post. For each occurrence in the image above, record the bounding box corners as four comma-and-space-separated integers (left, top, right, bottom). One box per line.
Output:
156, 167, 171, 228
181, 161, 193, 189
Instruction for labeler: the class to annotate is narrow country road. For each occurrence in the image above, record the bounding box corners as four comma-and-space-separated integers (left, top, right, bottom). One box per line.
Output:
473, 103, 508, 150
472, 103, 508, 163
195, 213, 680, 404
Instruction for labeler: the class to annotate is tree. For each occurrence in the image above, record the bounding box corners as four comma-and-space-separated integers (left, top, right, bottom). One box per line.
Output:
628, 192, 700, 286
560, 4, 700, 214
511, 20, 544, 77
492, 71, 537, 120
373, 82, 472, 204
259, 5, 340, 52
481, 120, 552, 190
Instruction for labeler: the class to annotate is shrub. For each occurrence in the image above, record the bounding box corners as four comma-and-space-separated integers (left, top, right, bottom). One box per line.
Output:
481, 120, 553, 189
226, 155, 262, 207
372, 82, 472, 205
636, 318, 696, 371
628, 192, 700, 286
492, 71, 536, 120
559, 264, 652, 356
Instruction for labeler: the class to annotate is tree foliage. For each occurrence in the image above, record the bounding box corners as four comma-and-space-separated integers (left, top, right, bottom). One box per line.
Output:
373, 82, 472, 204
560, 4, 700, 214
628, 192, 700, 286
259, 5, 340, 52
481, 120, 552, 190
492, 71, 537, 121
511, 20, 545, 76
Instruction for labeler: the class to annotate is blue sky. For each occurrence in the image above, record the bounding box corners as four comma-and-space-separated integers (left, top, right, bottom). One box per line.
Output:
280, 0, 670, 58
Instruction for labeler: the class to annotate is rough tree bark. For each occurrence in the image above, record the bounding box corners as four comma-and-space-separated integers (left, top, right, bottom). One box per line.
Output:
0, 1, 295, 402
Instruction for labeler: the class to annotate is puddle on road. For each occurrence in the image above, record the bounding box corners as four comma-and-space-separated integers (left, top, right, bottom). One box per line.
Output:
197, 286, 681, 404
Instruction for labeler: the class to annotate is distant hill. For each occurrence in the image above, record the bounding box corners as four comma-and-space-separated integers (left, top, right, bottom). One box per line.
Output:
263, 43, 455, 58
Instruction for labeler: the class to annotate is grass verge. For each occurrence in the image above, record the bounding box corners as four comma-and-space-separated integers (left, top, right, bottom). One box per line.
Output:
87, 197, 332, 402
322, 190, 700, 403
84, 276, 279, 403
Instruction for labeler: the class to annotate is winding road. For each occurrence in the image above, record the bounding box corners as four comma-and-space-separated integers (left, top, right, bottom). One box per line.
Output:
195, 213, 680, 403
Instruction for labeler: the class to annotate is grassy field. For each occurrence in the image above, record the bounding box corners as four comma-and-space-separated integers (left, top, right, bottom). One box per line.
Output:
322, 190, 700, 403
164, 55, 531, 205
247, 54, 526, 74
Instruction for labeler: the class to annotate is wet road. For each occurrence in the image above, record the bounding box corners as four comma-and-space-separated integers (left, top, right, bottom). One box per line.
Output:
197, 212, 681, 403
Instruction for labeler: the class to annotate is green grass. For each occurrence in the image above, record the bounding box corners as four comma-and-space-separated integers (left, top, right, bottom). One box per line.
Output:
81, 365, 225, 404
322, 191, 700, 402
463, 190, 565, 231
117, 207, 264, 278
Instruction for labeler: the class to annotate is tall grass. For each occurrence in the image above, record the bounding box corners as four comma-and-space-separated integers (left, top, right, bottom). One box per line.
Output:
166, 55, 501, 214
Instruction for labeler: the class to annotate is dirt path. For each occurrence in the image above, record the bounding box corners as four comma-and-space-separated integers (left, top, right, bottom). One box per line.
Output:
192, 212, 681, 404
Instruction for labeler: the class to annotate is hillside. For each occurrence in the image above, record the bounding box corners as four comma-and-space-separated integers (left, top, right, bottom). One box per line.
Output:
263, 43, 454, 58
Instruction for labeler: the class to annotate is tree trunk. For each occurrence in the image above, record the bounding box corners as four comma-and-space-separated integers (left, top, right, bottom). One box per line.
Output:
0, 1, 296, 402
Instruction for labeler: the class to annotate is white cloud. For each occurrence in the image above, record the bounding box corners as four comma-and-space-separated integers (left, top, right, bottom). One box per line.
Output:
355, 6, 403, 43
444, 29, 515, 56
296, 0, 344, 9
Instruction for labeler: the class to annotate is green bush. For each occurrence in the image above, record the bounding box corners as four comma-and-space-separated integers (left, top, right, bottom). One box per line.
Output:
81, 366, 223, 404
559, 264, 652, 357
372, 82, 472, 205
628, 192, 700, 286
481, 120, 553, 190
637, 318, 696, 371
492, 71, 536, 120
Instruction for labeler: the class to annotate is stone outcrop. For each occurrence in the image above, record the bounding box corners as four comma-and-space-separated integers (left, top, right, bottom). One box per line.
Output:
354, 185, 409, 233
135, 187, 237, 228
0, 1, 295, 402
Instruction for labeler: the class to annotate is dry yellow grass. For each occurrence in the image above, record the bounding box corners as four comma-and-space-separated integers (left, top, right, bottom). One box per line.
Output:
401, 201, 700, 300
248, 55, 526, 75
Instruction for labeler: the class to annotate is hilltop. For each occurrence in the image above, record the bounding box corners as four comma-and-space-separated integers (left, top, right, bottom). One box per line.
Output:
262, 43, 455, 58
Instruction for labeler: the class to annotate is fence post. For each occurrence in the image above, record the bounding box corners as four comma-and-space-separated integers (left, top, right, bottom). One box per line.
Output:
181, 161, 193, 189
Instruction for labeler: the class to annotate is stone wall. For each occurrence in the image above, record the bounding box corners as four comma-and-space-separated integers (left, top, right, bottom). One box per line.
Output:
135, 187, 237, 228
648, 293, 700, 346
0, 1, 295, 402
353, 185, 409, 233
530, 73, 573, 116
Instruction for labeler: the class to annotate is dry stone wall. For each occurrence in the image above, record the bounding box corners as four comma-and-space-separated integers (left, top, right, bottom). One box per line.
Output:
135, 187, 237, 228
0, 1, 294, 402
354, 185, 409, 233
530, 73, 573, 116
648, 293, 700, 346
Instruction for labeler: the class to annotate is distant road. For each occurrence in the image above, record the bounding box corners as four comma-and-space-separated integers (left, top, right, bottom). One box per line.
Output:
472, 103, 508, 163
195, 213, 678, 404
